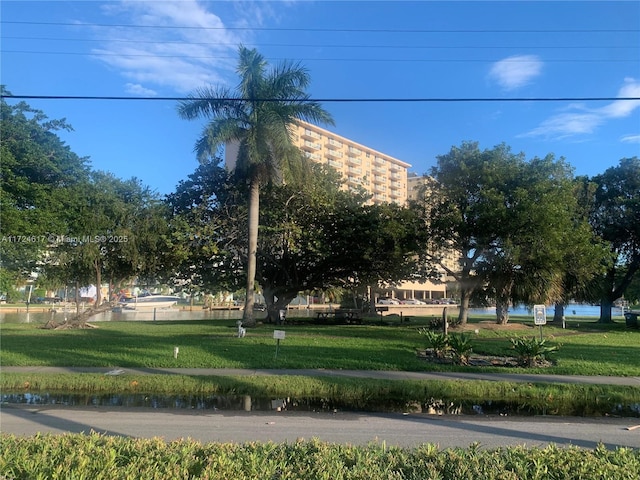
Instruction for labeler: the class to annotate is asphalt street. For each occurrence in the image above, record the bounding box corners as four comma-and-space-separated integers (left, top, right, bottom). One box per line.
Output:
2, 367, 639, 449
2, 405, 639, 449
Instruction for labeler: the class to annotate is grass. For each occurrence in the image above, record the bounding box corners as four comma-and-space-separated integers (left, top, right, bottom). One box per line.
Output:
1, 315, 639, 376
1, 315, 639, 415
3, 372, 639, 416
2, 315, 639, 477
2, 433, 640, 479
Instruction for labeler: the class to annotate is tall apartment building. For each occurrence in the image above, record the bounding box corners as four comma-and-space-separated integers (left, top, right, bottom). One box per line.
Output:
225, 122, 453, 301
289, 121, 410, 205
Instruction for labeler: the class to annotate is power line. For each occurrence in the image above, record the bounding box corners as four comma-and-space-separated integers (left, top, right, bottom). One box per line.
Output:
3, 50, 636, 64
3, 35, 637, 51
3, 94, 639, 103
3, 20, 639, 34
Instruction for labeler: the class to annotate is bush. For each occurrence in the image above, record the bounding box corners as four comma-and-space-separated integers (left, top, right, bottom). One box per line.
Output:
418, 329, 450, 358
428, 315, 461, 330
448, 334, 474, 366
511, 337, 559, 367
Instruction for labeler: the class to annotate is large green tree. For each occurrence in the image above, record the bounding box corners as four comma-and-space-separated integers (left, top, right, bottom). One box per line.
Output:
420, 142, 596, 324
170, 160, 428, 323
1, 87, 90, 279
257, 169, 428, 321
177, 47, 333, 325
588, 157, 640, 323
44, 172, 174, 306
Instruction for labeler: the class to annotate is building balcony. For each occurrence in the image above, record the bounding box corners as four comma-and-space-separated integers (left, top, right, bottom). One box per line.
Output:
346, 156, 362, 166
326, 138, 343, 149
373, 156, 386, 165
372, 166, 386, 174
301, 140, 321, 151
390, 172, 402, 180
328, 159, 343, 169
325, 149, 343, 159
389, 188, 402, 198
301, 129, 321, 140
347, 176, 362, 185
303, 151, 320, 161
348, 166, 362, 175
372, 175, 387, 184
373, 184, 387, 193
347, 146, 362, 157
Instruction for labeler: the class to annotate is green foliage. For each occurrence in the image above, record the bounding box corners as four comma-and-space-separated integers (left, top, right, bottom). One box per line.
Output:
511, 337, 560, 367
418, 328, 449, 358
177, 46, 334, 324
589, 157, 640, 322
420, 142, 604, 326
2, 433, 640, 480
448, 334, 474, 365
0, 88, 90, 274
418, 330, 473, 365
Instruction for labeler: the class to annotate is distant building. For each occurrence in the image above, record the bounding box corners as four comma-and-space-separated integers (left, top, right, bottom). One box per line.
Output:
289, 121, 410, 205
225, 122, 454, 301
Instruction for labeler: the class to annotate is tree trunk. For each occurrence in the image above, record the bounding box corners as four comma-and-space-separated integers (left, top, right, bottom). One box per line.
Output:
262, 287, 297, 324
495, 301, 509, 325
242, 180, 260, 326
552, 302, 565, 325
94, 260, 102, 306
75, 281, 80, 315
457, 288, 471, 325
598, 297, 614, 323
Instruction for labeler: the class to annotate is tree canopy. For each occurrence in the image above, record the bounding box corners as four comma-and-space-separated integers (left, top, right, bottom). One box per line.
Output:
588, 157, 640, 322
417, 141, 605, 324
177, 46, 333, 325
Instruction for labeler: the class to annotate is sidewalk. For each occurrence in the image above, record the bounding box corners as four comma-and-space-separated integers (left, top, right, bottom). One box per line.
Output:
2, 366, 640, 386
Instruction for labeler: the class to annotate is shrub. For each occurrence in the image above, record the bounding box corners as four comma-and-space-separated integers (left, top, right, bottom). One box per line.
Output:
418, 329, 450, 358
511, 337, 559, 367
428, 315, 461, 330
448, 334, 474, 366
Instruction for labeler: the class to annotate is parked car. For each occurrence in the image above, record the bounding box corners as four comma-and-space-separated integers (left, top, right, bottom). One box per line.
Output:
400, 298, 425, 305
378, 297, 400, 305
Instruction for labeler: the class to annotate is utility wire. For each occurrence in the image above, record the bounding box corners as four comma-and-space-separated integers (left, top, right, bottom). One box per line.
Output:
2, 20, 639, 34
3, 94, 639, 103
3, 50, 636, 63
3, 35, 636, 50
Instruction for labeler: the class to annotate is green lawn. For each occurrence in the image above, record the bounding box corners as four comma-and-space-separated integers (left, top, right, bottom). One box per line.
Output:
2, 315, 639, 416
1, 315, 639, 376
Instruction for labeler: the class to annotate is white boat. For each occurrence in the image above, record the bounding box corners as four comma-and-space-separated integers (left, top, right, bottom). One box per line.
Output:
119, 294, 181, 311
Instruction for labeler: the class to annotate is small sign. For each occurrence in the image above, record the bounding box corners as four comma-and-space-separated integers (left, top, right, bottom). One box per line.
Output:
533, 305, 547, 325
273, 330, 286, 340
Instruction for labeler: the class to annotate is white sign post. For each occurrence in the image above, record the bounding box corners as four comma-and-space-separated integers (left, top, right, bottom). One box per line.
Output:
273, 330, 285, 359
533, 305, 546, 340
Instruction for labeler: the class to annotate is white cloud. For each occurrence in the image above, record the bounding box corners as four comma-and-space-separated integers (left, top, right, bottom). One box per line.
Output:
91, 0, 280, 93
488, 55, 543, 90
523, 78, 640, 140
621, 134, 640, 144
124, 83, 157, 96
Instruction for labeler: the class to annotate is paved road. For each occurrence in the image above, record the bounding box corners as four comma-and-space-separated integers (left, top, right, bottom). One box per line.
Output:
3, 366, 640, 386
3, 367, 640, 448
2, 405, 639, 449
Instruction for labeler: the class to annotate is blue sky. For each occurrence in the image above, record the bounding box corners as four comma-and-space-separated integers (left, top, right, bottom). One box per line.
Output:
2, 1, 639, 195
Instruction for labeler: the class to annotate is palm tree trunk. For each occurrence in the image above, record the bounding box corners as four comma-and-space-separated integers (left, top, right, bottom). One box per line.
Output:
242, 179, 260, 326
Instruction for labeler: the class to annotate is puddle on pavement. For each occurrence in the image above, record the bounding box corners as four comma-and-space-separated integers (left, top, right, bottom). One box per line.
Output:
3, 392, 640, 417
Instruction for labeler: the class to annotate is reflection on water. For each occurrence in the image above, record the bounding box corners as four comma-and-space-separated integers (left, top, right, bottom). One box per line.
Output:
3, 392, 639, 417
470, 304, 609, 318
0, 307, 319, 324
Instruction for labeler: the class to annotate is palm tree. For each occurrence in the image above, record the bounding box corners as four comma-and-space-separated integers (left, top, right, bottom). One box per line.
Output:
178, 46, 333, 325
